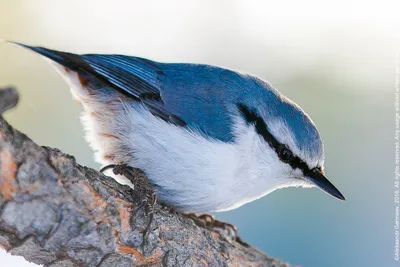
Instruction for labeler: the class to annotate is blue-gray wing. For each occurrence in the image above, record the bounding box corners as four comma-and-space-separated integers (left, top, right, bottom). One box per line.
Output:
16, 43, 243, 141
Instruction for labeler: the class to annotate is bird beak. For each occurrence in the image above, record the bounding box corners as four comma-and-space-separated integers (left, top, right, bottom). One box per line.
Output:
304, 169, 346, 200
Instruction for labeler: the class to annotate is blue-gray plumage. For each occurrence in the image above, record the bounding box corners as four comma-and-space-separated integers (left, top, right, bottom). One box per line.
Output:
8, 42, 345, 213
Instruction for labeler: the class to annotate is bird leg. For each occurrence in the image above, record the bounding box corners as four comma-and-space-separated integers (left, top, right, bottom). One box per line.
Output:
100, 164, 157, 236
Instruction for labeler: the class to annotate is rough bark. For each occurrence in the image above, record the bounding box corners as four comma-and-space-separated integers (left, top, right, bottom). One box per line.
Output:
0, 87, 294, 267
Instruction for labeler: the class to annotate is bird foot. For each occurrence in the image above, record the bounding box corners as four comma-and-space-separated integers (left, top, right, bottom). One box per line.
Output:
100, 164, 158, 236
186, 213, 249, 246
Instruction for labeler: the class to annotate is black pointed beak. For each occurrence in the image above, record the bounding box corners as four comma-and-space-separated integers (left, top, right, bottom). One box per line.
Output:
304, 169, 346, 201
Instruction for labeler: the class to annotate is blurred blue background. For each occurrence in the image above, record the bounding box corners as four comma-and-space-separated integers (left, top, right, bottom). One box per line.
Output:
0, 1, 397, 266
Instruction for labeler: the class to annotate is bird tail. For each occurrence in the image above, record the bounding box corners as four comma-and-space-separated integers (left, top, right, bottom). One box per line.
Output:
2, 40, 160, 101
3, 40, 114, 103
4, 40, 90, 73
3, 40, 125, 97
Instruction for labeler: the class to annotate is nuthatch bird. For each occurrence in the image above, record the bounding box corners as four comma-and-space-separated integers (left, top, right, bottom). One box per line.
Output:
8, 42, 345, 214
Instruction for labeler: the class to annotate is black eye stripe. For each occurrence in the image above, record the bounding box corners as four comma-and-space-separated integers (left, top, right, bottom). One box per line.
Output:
237, 103, 314, 175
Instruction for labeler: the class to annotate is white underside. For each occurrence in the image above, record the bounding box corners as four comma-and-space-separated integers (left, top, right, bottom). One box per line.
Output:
52, 63, 313, 213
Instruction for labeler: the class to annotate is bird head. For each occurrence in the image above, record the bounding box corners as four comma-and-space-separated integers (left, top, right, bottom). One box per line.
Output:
236, 77, 345, 201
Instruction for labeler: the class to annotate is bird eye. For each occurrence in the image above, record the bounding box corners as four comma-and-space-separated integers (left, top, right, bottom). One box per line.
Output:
278, 145, 293, 162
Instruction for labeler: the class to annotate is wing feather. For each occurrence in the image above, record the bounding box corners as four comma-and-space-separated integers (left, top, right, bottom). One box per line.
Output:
13, 42, 185, 125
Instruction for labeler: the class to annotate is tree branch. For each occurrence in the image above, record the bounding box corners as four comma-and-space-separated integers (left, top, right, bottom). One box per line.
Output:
0, 87, 294, 267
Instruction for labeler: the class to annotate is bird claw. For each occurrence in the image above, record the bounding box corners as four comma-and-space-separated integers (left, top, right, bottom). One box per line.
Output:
100, 164, 158, 236
187, 213, 247, 245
